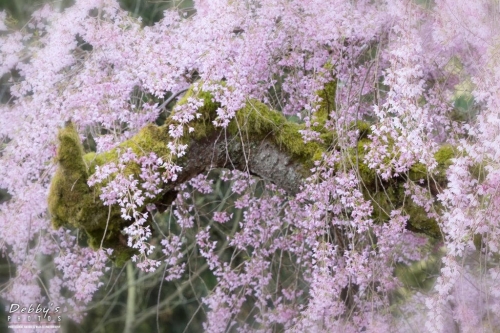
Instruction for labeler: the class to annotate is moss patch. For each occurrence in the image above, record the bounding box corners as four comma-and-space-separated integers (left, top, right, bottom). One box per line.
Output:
349, 137, 453, 238
315, 80, 337, 124
48, 124, 111, 230
48, 88, 221, 263
48, 124, 129, 261
228, 99, 326, 168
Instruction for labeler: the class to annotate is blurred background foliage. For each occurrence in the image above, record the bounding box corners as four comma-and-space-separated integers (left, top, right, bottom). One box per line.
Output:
0, 0, 194, 27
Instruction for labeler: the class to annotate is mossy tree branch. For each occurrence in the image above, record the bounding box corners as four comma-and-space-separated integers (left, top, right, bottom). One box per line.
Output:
48, 86, 454, 261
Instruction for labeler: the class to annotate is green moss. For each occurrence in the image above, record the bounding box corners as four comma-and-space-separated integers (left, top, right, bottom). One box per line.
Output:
408, 162, 426, 182
48, 124, 140, 263
228, 99, 325, 168
408, 145, 455, 183
307, 80, 337, 139
365, 176, 441, 238
355, 120, 372, 140
174, 87, 220, 140
48, 124, 115, 231
56, 123, 88, 174
406, 145, 455, 214
434, 144, 455, 181
349, 133, 447, 238
353, 138, 376, 187
176, 84, 333, 169
319, 132, 335, 148
315, 80, 337, 123
129, 125, 170, 155
403, 198, 441, 238
370, 185, 397, 222
364, 170, 441, 238
334, 121, 372, 177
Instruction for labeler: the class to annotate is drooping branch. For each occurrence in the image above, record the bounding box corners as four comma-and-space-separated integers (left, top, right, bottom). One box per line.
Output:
48, 86, 454, 261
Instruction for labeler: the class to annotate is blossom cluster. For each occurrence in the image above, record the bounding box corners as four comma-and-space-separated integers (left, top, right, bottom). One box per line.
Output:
88, 149, 181, 271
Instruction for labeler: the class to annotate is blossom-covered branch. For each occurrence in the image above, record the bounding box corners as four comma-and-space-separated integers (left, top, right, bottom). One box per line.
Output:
49, 85, 453, 263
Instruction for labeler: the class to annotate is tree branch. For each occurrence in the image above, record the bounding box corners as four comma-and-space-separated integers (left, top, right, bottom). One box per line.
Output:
48, 86, 453, 261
